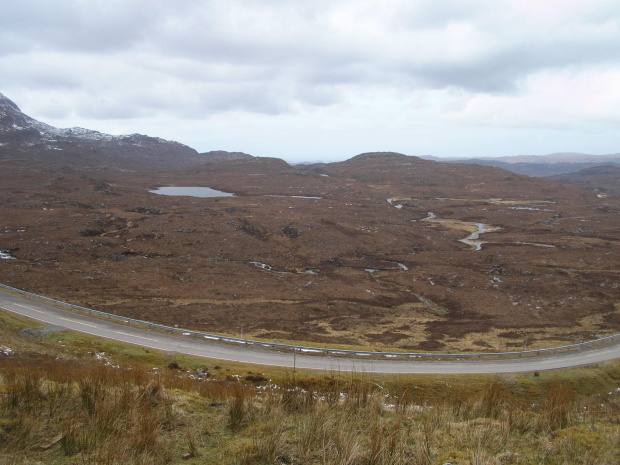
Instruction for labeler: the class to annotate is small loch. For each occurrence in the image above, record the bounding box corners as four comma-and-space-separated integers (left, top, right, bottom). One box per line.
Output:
149, 187, 235, 198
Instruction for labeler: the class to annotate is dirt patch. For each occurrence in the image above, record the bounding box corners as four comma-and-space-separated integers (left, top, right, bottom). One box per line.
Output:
408, 339, 446, 351
498, 331, 523, 339
365, 331, 409, 344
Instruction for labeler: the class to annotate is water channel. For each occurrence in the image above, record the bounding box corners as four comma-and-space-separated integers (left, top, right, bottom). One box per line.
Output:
422, 212, 499, 251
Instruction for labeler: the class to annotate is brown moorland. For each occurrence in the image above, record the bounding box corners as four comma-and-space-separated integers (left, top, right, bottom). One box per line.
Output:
1, 150, 619, 353
548, 164, 620, 198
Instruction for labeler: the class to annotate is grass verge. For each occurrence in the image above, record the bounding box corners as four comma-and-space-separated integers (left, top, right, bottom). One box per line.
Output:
1, 309, 620, 464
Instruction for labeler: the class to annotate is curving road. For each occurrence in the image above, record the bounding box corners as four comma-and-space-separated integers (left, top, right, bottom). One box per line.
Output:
1, 287, 619, 374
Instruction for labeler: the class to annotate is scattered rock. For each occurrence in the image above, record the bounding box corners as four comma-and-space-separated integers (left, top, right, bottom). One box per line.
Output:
19, 326, 63, 338
244, 374, 268, 383
79, 228, 104, 237
130, 206, 163, 215
326, 257, 341, 266
175, 227, 196, 233
486, 265, 507, 275
238, 221, 267, 240
282, 224, 300, 238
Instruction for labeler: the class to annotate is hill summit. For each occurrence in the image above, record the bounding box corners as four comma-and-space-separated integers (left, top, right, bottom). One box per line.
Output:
0, 93, 210, 171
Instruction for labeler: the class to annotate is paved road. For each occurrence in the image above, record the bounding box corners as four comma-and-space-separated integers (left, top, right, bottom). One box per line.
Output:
1, 288, 619, 374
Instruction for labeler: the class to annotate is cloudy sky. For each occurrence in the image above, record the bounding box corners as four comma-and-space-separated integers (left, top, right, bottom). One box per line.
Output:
1, 0, 619, 162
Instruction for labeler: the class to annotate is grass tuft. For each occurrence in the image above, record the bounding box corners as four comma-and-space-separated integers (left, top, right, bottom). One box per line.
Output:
1, 320, 620, 464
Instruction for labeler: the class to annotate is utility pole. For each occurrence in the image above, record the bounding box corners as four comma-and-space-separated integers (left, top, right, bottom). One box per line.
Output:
240, 323, 243, 339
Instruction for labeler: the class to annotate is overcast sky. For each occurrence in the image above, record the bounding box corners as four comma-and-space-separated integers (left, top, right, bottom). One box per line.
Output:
1, 0, 619, 162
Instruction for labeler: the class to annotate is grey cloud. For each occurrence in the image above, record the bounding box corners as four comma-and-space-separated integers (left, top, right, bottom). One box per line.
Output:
144, 2, 620, 96
77, 100, 148, 120
0, 0, 165, 55
176, 80, 337, 117
3, 0, 620, 121
0, 58, 82, 90
389, 0, 488, 29
408, 32, 620, 93
72, 78, 316, 120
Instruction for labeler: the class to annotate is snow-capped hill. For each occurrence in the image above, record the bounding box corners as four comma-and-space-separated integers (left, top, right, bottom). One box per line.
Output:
0, 93, 208, 171
0, 93, 45, 135
0, 94, 107, 141
0, 92, 20, 114
48, 126, 115, 141
0, 93, 157, 143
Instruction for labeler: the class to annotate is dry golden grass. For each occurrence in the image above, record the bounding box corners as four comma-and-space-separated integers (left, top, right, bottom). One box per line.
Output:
2, 347, 620, 465
2, 301, 620, 464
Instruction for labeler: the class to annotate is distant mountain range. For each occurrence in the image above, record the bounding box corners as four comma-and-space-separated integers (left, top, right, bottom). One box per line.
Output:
439, 153, 620, 164
417, 153, 620, 196
421, 153, 620, 177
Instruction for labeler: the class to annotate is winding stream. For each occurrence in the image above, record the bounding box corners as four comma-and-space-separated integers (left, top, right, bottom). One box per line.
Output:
459, 223, 490, 251
422, 213, 499, 251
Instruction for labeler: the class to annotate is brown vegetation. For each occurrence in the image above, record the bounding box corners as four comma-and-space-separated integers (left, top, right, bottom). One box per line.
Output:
1, 153, 619, 352
2, 345, 620, 464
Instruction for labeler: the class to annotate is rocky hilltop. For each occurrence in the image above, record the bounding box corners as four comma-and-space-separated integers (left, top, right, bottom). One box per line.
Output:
423, 153, 620, 177
0, 93, 209, 172
200, 150, 254, 163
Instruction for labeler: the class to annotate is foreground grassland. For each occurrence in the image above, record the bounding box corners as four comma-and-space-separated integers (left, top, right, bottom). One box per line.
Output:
1, 312, 620, 464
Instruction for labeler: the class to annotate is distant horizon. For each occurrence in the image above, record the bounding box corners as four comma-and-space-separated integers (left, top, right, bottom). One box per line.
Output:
3, 89, 618, 166
287, 151, 620, 165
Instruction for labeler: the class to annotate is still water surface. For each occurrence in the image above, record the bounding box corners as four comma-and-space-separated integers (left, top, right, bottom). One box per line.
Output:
149, 186, 235, 198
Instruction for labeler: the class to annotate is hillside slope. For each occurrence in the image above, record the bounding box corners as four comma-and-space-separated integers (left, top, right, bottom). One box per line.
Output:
0, 93, 207, 171
548, 165, 620, 197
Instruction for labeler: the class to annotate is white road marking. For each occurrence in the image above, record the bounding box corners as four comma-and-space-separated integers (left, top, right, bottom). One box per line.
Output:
2, 289, 620, 374
14, 303, 44, 313
58, 316, 97, 328
115, 331, 158, 342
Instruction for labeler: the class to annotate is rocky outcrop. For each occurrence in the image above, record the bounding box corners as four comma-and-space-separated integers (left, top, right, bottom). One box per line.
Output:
0, 93, 208, 172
